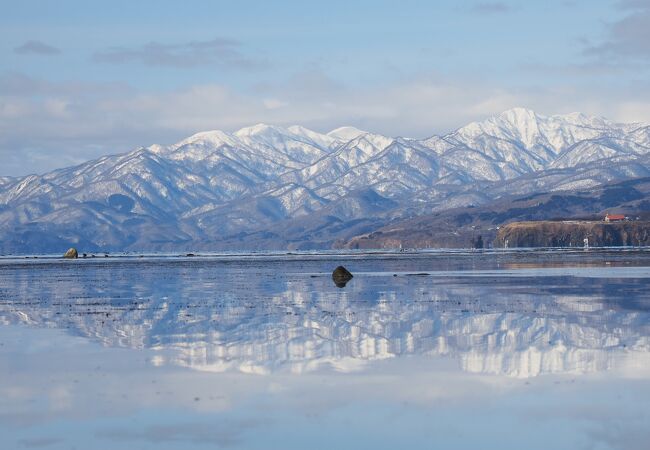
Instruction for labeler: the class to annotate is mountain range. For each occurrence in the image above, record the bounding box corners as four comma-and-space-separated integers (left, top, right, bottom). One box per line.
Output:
2, 107, 650, 253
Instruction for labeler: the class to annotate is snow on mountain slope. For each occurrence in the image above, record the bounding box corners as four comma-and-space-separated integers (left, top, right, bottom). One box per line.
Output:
629, 125, 650, 147
443, 108, 649, 179
234, 123, 332, 166
285, 132, 395, 190
308, 139, 441, 199
287, 125, 340, 149
0, 149, 214, 215
452, 108, 634, 155
487, 153, 650, 198
2, 108, 650, 252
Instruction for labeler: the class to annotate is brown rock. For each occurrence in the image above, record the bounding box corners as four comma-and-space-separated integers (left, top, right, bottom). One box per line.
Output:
63, 248, 78, 259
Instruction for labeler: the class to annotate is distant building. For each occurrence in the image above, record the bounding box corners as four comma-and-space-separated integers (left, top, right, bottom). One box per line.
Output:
604, 213, 625, 222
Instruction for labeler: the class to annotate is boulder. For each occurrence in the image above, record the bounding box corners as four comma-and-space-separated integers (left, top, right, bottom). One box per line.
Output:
63, 248, 78, 259
332, 265, 353, 288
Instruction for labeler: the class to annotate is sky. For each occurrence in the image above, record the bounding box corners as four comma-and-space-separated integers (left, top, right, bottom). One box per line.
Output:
1, 0, 650, 175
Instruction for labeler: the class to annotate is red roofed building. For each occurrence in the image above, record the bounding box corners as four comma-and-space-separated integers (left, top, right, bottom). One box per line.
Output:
604, 213, 626, 222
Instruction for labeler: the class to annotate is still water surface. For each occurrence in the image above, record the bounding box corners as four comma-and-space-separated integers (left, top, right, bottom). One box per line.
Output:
1, 249, 649, 449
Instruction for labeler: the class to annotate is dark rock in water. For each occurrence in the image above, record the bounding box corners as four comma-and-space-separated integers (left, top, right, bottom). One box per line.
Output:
186, 253, 196, 257
332, 266, 353, 288
82, 253, 87, 258
63, 248, 78, 259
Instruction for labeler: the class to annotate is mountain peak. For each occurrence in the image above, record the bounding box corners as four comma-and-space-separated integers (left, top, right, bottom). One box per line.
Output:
235, 123, 286, 137
287, 125, 315, 135
327, 126, 367, 141
456, 108, 540, 142
554, 111, 616, 130
171, 130, 239, 152
498, 107, 540, 123
286, 125, 338, 147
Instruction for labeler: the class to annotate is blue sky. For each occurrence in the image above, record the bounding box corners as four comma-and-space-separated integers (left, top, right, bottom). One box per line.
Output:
1, 0, 649, 175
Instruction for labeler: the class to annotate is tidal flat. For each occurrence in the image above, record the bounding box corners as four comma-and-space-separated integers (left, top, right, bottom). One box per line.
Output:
1, 249, 649, 450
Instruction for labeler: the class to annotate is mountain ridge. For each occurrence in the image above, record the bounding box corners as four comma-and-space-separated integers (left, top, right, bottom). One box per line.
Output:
2, 108, 650, 253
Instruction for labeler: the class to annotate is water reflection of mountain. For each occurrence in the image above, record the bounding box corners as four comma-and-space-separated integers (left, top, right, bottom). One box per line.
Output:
1, 258, 649, 377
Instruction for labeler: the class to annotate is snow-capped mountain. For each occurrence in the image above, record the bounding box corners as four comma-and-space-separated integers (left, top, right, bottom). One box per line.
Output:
1, 108, 650, 253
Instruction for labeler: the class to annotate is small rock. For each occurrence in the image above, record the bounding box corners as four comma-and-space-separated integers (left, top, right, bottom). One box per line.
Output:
332, 266, 353, 288
63, 248, 78, 259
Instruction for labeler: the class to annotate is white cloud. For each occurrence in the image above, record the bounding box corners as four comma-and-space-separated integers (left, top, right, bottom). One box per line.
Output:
2, 70, 650, 176
92, 37, 266, 70
263, 98, 289, 110
14, 40, 61, 56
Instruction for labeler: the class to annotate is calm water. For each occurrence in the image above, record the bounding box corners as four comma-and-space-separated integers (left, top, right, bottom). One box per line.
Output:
1, 249, 649, 450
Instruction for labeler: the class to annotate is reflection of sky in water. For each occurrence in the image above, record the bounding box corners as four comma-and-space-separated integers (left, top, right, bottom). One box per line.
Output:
1, 250, 649, 449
